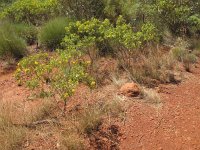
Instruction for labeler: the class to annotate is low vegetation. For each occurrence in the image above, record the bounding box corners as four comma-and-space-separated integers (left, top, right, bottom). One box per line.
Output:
14, 23, 38, 45
15, 51, 95, 111
0, 22, 27, 59
141, 88, 161, 106
0, 0, 199, 149
60, 99, 125, 149
61, 131, 85, 150
0, 102, 26, 150
172, 38, 198, 72
0, 0, 59, 25
39, 17, 70, 50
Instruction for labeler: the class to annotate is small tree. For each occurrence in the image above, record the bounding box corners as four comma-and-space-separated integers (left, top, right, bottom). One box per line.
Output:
15, 50, 95, 112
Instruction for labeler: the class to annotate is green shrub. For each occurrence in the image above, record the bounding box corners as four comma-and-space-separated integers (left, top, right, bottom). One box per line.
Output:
172, 47, 187, 62
59, 0, 105, 20
62, 16, 158, 85
63, 16, 157, 61
182, 53, 197, 72
172, 38, 197, 72
187, 14, 200, 36
39, 17, 70, 50
15, 50, 95, 109
14, 23, 38, 45
0, 22, 27, 59
0, 0, 59, 25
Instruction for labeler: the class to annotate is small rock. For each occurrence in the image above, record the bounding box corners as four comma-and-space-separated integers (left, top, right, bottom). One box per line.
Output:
120, 83, 140, 97
56, 143, 60, 148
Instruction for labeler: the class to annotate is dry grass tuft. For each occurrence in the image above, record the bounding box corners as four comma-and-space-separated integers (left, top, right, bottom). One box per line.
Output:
0, 102, 26, 150
76, 98, 125, 134
111, 74, 127, 87
26, 98, 55, 124
78, 104, 103, 134
141, 88, 162, 105
129, 51, 177, 87
60, 99, 125, 149
103, 96, 126, 119
60, 129, 86, 150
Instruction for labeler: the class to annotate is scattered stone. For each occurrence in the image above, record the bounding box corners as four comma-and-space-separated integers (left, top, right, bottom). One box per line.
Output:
120, 83, 140, 97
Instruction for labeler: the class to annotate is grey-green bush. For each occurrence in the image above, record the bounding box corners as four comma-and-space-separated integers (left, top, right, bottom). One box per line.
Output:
0, 22, 27, 59
14, 23, 38, 45
38, 17, 70, 50
172, 38, 197, 72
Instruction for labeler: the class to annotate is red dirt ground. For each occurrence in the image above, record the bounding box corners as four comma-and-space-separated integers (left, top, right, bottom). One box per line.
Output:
119, 64, 200, 150
1, 60, 200, 149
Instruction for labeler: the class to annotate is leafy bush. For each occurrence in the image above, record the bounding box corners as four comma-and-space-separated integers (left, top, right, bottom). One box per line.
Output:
155, 0, 200, 36
188, 14, 200, 35
102, 0, 200, 37
63, 16, 157, 61
0, 0, 59, 25
15, 49, 95, 109
103, 0, 140, 22
62, 16, 158, 85
0, 22, 27, 59
39, 17, 70, 50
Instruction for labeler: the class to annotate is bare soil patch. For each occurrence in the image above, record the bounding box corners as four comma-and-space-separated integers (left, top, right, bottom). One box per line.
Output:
119, 63, 200, 149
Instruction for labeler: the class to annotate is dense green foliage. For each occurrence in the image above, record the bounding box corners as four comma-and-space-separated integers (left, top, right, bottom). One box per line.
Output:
39, 17, 69, 50
63, 16, 157, 51
59, 0, 105, 20
155, 0, 200, 35
15, 50, 94, 104
0, 0, 59, 25
1, 0, 199, 36
14, 23, 38, 45
0, 22, 27, 59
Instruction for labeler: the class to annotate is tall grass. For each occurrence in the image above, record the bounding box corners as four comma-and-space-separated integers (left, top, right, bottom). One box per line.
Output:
14, 23, 38, 45
0, 102, 26, 150
39, 17, 70, 50
128, 51, 177, 87
0, 22, 27, 59
172, 38, 198, 72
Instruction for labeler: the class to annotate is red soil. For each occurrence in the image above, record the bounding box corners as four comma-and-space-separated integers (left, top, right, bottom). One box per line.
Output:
1, 61, 200, 149
119, 64, 200, 150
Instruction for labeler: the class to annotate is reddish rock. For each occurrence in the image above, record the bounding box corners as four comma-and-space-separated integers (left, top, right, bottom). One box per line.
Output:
120, 83, 140, 97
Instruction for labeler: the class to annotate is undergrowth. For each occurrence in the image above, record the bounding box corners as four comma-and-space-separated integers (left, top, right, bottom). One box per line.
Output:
0, 22, 27, 59
0, 103, 26, 150
39, 17, 70, 50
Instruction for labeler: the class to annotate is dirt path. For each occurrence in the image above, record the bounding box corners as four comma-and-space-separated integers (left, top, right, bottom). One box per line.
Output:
120, 64, 200, 149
